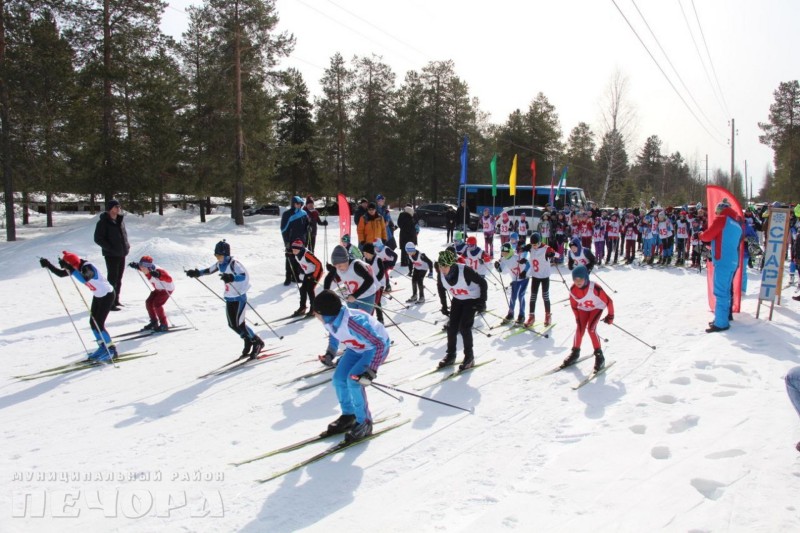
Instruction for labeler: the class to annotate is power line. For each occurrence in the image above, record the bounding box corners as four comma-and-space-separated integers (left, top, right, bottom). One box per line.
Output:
609, 0, 725, 146
690, 0, 730, 117
630, 0, 724, 139
677, 0, 728, 120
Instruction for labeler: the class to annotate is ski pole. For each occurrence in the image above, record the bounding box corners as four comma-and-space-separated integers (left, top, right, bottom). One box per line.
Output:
554, 263, 570, 289
592, 271, 617, 293
490, 268, 510, 308
346, 294, 421, 346
226, 282, 284, 340
395, 268, 437, 297
187, 273, 258, 326
370, 383, 403, 402
137, 269, 197, 330
611, 322, 656, 349
371, 381, 474, 414
43, 267, 90, 355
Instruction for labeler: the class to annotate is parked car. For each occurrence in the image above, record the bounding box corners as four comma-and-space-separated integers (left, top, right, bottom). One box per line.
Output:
494, 205, 544, 235
243, 204, 280, 216
415, 203, 479, 231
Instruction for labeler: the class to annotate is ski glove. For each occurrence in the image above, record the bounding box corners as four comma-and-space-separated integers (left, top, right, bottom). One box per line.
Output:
150, 270, 161, 279
351, 368, 377, 386
128, 262, 140, 269
220, 273, 235, 283
58, 258, 74, 271
319, 220, 329, 226
518, 258, 528, 265
522, 244, 532, 252
39, 258, 52, 269
440, 306, 450, 317
186, 269, 201, 278
427, 272, 433, 278
603, 314, 614, 325
325, 263, 337, 274
494, 261, 501, 272
474, 300, 487, 313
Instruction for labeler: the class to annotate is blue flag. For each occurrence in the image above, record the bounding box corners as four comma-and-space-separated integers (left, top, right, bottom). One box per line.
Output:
460, 135, 469, 185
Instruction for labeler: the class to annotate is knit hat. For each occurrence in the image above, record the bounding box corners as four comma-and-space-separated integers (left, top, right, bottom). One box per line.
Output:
367, 202, 377, 210
404, 204, 413, 214
305, 196, 314, 205
404, 242, 416, 253
466, 236, 477, 246
373, 238, 385, 251
376, 194, 385, 201
530, 232, 541, 245
509, 232, 519, 241
292, 195, 303, 205
572, 264, 589, 281
331, 245, 349, 264
437, 250, 457, 267
716, 198, 731, 212
291, 239, 304, 250
501, 242, 513, 259
570, 237, 581, 250
314, 290, 342, 317
341, 234, 351, 244
61, 251, 81, 270
139, 255, 154, 270
454, 230, 464, 243
362, 243, 375, 255
106, 199, 120, 211
214, 240, 231, 256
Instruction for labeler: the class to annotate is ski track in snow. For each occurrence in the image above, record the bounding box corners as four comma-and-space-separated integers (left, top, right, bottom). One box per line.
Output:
0, 208, 799, 532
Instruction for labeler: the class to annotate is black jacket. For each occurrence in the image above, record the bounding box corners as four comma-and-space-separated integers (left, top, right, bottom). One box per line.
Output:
280, 207, 310, 246
397, 211, 416, 242
94, 212, 130, 257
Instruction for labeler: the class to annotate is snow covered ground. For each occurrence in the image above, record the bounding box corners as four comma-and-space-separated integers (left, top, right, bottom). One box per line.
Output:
1, 207, 799, 533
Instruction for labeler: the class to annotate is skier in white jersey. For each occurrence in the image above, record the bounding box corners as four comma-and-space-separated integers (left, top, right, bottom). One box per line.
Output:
523, 232, 559, 327
436, 250, 488, 371
186, 240, 265, 358
495, 242, 530, 324
40, 251, 118, 362
323, 245, 378, 315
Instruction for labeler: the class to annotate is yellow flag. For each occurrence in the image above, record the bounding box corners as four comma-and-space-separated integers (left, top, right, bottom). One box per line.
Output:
509, 154, 518, 196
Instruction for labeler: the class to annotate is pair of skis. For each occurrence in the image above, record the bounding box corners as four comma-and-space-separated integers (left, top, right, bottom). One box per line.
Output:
233, 414, 410, 483
527, 355, 616, 389
502, 322, 556, 340
197, 348, 293, 379
14, 351, 157, 381
391, 358, 495, 390
117, 326, 191, 343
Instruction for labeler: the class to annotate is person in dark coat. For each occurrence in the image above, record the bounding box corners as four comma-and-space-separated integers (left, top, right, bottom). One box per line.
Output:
93, 199, 130, 310
397, 204, 417, 267
281, 196, 310, 286
445, 206, 457, 242
304, 196, 328, 253
455, 200, 472, 236
353, 198, 369, 228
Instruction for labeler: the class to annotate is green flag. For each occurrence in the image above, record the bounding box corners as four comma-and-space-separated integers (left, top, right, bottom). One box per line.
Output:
490, 154, 498, 197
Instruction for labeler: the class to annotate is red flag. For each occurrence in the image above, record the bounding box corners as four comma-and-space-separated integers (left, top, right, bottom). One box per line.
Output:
531, 159, 536, 188
704, 185, 744, 313
337, 193, 351, 242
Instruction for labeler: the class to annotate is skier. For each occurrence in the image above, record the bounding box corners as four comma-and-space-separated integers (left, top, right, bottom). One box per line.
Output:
323, 244, 378, 321
523, 232, 558, 327
404, 242, 434, 303
498, 211, 512, 246
656, 211, 675, 265
674, 210, 690, 266
436, 250, 488, 370
127, 255, 174, 331
622, 215, 639, 265
314, 289, 390, 442
567, 237, 597, 272
462, 236, 491, 277
480, 208, 496, 255
185, 241, 265, 358
39, 251, 118, 361
495, 242, 529, 324
562, 265, 614, 371
372, 238, 398, 292
605, 213, 621, 264
340, 234, 363, 260
516, 212, 530, 248
592, 216, 606, 266
290, 239, 323, 317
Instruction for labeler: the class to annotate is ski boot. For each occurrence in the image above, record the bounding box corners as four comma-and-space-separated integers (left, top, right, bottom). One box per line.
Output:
502, 312, 514, 324
459, 355, 475, 371
437, 354, 456, 369
544, 313, 552, 326
326, 414, 357, 435
561, 348, 581, 368
593, 348, 605, 372
515, 316, 525, 325
345, 419, 373, 442
142, 320, 158, 331
319, 350, 337, 368
417, 295, 426, 304
155, 323, 169, 332
524, 314, 535, 328
291, 306, 307, 317
249, 336, 265, 359
406, 295, 418, 304
384, 284, 392, 293
241, 337, 253, 357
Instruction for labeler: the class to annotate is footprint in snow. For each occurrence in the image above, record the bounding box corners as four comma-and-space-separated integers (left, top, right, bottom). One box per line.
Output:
667, 415, 699, 434
705, 449, 746, 460
690, 478, 726, 500
654, 394, 678, 404
695, 373, 718, 383
712, 390, 737, 398
670, 377, 691, 385
651, 446, 671, 459
629, 424, 647, 434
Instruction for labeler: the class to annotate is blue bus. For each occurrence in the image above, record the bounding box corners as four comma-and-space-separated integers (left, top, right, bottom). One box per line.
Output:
457, 184, 588, 215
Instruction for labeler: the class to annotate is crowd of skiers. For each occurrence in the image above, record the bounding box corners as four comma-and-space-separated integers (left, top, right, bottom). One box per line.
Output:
36, 194, 800, 444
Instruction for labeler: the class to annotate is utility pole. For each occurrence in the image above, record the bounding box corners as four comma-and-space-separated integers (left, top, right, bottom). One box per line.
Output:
729, 119, 736, 194
705, 154, 708, 187
744, 160, 748, 207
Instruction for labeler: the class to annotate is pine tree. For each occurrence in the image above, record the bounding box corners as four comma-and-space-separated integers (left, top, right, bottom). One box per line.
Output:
758, 80, 800, 201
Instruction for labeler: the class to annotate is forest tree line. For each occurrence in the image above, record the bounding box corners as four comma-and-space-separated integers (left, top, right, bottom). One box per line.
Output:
1, 0, 797, 240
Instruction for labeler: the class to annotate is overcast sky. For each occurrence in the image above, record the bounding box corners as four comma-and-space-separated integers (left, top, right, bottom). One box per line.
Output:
163, 0, 800, 198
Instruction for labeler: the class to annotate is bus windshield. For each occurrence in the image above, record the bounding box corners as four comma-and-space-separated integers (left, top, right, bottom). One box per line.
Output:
458, 185, 587, 215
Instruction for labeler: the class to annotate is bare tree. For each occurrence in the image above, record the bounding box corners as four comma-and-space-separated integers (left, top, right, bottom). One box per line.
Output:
597, 70, 637, 205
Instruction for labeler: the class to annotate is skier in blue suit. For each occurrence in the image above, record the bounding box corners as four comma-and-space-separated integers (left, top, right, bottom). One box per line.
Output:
700, 199, 742, 333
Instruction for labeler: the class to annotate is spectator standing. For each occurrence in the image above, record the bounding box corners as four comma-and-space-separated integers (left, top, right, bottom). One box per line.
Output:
280, 196, 310, 286
93, 199, 130, 310
397, 204, 417, 267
